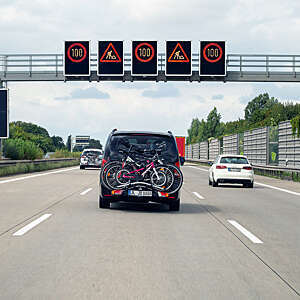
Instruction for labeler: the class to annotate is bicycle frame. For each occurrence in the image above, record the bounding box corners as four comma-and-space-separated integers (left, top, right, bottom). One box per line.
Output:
122, 161, 159, 180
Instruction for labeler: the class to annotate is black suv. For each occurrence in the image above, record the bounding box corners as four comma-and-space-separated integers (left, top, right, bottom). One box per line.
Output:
99, 130, 182, 211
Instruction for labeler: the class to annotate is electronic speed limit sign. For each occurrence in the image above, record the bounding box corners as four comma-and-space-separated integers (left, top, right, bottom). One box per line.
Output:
200, 41, 226, 76
64, 41, 90, 76
132, 41, 157, 76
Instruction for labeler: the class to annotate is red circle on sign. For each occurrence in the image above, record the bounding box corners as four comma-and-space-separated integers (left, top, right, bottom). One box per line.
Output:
203, 43, 223, 63
135, 43, 155, 63
67, 43, 87, 63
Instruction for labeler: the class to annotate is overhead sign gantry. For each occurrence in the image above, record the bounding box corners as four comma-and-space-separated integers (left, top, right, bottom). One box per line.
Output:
2, 40, 300, 82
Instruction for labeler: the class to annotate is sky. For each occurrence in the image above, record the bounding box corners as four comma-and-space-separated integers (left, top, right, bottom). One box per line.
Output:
1, 0, 300, 144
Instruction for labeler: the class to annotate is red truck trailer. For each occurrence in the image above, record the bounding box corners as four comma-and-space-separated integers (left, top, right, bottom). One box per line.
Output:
175, 136, 185, 165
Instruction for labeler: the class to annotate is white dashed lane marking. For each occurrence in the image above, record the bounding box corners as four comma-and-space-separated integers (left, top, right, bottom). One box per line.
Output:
193, 192, 205, 200
228, 220, 263, 244
13, 214, 52, 236
80, 188, 93, 196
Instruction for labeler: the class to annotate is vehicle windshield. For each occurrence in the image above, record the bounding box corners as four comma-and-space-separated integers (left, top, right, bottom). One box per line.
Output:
106, 134, 178, 163
220, 157, 249, 164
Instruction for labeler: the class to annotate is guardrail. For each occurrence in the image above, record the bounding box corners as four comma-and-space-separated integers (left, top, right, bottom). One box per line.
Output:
186, 159, 300, 181
0, 158, 78, 168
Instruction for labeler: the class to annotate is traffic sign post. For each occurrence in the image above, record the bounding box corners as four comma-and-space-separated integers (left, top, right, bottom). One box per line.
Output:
166, 41, 191, 76
0, 88, 9, 139
64, 41, 90, 76
132, 41, 157, 76
200, 41, 226, 76
98, 41, 124, 76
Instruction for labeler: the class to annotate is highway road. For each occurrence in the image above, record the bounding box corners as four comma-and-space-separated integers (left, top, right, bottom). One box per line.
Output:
0, 164, 300, 299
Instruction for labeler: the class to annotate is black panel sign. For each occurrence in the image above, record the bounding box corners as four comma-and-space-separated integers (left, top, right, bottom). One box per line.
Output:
166, 41, 191, 76
98, 41, 124, 76
132, 41, 157, 76
64, 41, 90, 76
0, 89, 8, 138
200, 41, 226, 76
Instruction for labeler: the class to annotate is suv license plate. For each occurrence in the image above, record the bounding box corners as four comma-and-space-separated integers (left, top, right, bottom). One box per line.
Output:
128, 190, 152, 197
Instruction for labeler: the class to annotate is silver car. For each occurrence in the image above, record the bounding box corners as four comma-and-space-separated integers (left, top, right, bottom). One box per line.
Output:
80, 149, 103, 169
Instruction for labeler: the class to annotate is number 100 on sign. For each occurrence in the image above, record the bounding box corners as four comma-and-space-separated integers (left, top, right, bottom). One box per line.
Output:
200, 41, 226, 76
64, 41, 90, 76
132, 41, 157, 76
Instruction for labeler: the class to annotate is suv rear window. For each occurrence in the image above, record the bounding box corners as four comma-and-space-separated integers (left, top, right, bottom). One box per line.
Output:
220, 157, 248, 164
105, 134, 178, 163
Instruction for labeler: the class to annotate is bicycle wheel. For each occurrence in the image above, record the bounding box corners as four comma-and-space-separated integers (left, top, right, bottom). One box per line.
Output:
100, 161, 120, 190
165, 164, 183, 194
104, 163, 127, 190
115, 168, 132, 186
151, 165, 174, 191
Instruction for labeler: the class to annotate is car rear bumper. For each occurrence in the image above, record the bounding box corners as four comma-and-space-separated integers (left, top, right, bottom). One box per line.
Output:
214, 171, 253, 182
100, 184, 180, 204
217, 178, 253, 184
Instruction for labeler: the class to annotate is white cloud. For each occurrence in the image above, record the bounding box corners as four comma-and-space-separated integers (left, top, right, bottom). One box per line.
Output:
2, 0, 300, 143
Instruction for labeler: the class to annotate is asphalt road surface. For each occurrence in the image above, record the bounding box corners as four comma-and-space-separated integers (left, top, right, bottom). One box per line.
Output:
0, 164, 300, 299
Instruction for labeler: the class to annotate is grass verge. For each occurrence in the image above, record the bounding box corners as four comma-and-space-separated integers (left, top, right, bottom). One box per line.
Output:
0, 160, 79, 177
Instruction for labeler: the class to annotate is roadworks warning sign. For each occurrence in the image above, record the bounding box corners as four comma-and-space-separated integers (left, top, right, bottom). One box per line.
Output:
168, 43, 189, 62
100, 43, 122, 63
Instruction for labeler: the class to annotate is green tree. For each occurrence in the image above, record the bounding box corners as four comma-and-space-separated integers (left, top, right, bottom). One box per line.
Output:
187, 118, 201, 144
195, 119, 207, 142
206, 107, 222, 138
88, 139, 102, 149
51, 135, 65, 149
244, 93, 278, 124
9, 122, 55, 153
11, 121, 50, 137
3, 138, 43, 160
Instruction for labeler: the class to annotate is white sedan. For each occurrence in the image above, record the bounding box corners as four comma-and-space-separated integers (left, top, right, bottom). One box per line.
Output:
209, 155, 254, 188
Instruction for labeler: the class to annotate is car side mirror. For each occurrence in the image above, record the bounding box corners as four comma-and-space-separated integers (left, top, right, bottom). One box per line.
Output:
179, 156, 185, 166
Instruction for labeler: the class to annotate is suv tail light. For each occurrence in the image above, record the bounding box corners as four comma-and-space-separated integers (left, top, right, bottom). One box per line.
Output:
158, 192, 169, 198
216, 165, 227, 169
243, 166, 252, 170
101, 158, 108, 167
112, 190, 123, 195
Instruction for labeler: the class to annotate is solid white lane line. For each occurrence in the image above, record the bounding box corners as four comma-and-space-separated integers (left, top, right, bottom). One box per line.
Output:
186, 166, 209, 172
80, 188, 93, 195
193, 192, 205, 199
255, 182, 300, 197
0, 167, 78, 185
228, 220, 263, 244
13, 214, 52, 236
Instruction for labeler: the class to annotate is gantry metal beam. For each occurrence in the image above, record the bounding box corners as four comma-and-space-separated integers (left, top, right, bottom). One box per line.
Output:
1, 53, 300, 82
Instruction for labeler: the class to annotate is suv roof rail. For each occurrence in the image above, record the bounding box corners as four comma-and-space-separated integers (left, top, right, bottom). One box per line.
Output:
168, 130, 172, 135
